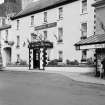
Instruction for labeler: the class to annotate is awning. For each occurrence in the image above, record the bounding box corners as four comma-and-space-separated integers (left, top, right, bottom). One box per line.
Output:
75, 34, 105, 50
28, 41, 53, 49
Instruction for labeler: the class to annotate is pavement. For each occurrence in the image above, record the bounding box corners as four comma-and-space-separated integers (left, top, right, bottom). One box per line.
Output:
1, 66, 105, 85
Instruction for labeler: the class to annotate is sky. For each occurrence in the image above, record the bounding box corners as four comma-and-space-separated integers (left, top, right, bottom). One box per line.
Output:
0, 0, 4, 4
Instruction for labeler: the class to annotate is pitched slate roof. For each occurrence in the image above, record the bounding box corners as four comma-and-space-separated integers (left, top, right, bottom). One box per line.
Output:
92, 0, 105, 7
11, 0, 78, 20
0, 24, 11, 31
75, 34, 105, 46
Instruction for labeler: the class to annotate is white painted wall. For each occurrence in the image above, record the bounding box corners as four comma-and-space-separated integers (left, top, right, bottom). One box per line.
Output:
0, 0, 96, 67
80, 0, 95, 60
9, 0, 82, 64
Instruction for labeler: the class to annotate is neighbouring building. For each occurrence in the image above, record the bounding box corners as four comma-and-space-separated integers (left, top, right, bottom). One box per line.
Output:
0, 0, 95, 70
75, 0, 105, 76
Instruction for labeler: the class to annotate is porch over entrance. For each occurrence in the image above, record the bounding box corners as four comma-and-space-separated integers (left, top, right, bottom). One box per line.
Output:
28, 41, 53, 70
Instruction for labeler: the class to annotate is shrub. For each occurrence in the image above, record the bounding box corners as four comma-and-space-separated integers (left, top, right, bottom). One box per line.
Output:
19, 60, 27, 65
47, 59, 60, 66
66, 59, 79, 65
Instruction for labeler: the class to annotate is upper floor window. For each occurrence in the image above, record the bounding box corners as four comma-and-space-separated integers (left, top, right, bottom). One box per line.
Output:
44, 12, 47, 22
81, 23, 87, 39
5, 30, 8, 41
59, 7, 63, 19
16, 35, 20, 48
82, 0, 87, 13
58, 27, 63, 43
2, 18, 6, 25
43, 30, 47, 41
17, 20, 20, 30
31, 16, 34, 26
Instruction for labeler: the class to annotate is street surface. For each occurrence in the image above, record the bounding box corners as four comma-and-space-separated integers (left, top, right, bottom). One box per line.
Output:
0, 71, 105, 105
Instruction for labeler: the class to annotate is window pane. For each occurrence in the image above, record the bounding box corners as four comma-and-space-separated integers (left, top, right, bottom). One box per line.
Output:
59, 7, 63, 19
81, 23, 87, 38
58, 28, 63, 42
82, 0, 87, 13
5, 30, 8, 41
17, 20, 19, 30
17, 36, 20, 47
31, 16, 34, 25
59, 51, 63, 61
44, 12, 47, 22
44, 31, 47, 41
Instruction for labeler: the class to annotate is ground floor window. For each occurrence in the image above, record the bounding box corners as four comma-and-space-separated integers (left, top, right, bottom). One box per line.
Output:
81, 50, 87, 62
16, 54, 20, 63
58, 51, 63, 62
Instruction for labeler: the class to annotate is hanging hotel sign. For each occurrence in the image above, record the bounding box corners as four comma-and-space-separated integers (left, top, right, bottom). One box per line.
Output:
35, 22, 57, 30
80, 43, 105, 50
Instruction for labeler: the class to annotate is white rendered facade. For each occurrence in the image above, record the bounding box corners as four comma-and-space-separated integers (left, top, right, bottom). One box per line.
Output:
0, 0, 95, 67
80, 0, 95, 62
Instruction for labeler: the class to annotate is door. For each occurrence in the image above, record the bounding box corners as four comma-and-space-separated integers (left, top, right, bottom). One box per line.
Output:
33, 49, 40, 68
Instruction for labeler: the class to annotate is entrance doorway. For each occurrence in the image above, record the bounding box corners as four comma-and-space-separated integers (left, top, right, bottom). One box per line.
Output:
3, 47, 11, 66
33, 49, 40, 68
28, 41, 53, 70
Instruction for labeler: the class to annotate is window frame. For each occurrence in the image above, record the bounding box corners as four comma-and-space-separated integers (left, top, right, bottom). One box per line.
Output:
59, 7, 63, 19
31, 15, 34, 26
82, 0, 87, 14
17, 20, 20, 30
44, 11, 47, 22
43, 30, 47, 41
16, 35, 20, 48
58, 50, 63, 62
58, 27, 63, 43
